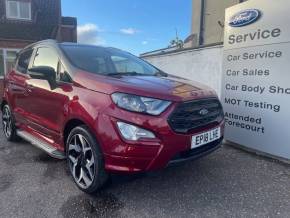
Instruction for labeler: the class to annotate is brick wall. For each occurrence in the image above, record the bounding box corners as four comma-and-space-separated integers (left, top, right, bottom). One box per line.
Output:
0, 40, 32, 49
60, 26, 77, 43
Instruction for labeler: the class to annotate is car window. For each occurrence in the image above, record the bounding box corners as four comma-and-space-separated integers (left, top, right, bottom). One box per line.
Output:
60, 45, 159, 76
33, 47, 58, 73
60, 45, 109, 74
94, 57, 107, 74
57, 62, 71, 83
16, 49, 33, 74
111, 55, 145, 74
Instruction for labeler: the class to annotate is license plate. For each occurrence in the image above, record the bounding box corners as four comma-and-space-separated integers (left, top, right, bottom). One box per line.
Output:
191, 127, 221, 149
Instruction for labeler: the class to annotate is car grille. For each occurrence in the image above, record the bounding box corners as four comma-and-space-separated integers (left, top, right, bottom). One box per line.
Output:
168, 98, 224, 134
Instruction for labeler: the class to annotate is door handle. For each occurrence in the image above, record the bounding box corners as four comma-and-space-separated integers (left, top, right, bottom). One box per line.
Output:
9, 81, 17, 85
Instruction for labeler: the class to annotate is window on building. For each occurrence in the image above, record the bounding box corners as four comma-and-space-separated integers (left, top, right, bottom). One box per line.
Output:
17, 49, 33, 74
33, 47, 58, 73
6, 0, 31, 20
0, 49, 20, 77
0, 50, 4, 77
6, 51, 17, 73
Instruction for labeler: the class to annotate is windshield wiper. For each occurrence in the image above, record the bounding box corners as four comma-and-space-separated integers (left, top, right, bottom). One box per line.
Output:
106, 71, 167, 77
154, 71, 168, 77
107, 72, 151, 76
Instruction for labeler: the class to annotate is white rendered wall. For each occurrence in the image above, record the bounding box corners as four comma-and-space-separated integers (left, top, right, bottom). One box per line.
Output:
142, 45, 223, 96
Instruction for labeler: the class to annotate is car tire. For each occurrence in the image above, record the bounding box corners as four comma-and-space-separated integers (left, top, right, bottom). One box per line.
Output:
66, 125, 108, 193
2, 104, 18, 141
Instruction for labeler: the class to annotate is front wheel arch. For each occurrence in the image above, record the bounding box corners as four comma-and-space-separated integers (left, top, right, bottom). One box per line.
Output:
63, 118, 86, 147
63, 117, 104, 154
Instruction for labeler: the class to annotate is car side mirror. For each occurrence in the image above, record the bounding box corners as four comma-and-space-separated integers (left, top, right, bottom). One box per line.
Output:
28, 66, 57, 89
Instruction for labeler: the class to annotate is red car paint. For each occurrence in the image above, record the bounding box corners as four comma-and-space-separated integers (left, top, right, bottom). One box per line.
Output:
2, 41, 224, 173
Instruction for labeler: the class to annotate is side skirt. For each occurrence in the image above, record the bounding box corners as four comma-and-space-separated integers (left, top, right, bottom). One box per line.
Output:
17, 130, 66, 159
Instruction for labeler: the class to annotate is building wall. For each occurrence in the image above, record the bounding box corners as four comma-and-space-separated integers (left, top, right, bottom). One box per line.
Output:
143, 45, 223, 96
203, 0, 240, 45
0, 0, 77, 75
191, 0, 245, 46
60, 26, 77, 42
0, 40, 32, 77
0, 40, 31, 49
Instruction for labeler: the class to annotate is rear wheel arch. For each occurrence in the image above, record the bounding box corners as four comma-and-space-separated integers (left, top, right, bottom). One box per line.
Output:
1, 104, 18, 141
1, 100, 8, 110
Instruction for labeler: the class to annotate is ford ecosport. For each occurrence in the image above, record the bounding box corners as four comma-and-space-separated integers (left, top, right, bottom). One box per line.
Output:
2, 40, 224, 193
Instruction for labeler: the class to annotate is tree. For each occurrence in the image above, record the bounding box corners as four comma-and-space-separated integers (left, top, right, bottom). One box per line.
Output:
169, 29, 184, 49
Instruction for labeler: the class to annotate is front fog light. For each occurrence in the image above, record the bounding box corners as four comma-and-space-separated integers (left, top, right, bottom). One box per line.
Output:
117, 122, 155, 141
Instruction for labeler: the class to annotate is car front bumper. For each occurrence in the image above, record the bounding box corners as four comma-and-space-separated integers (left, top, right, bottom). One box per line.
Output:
97, 110, 224, 173
167, 137, 223, 166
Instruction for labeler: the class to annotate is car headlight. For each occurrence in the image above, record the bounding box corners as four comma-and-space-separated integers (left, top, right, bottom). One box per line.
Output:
111, 92, 171, 115
117, 122, 155, 140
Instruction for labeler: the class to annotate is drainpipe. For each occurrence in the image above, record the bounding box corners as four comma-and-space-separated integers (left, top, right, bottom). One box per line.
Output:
199, 0, 205, 46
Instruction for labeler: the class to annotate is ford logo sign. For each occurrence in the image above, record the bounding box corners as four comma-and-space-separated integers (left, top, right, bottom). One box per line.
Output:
229, 9, 261, 27
199, 109, 209, 116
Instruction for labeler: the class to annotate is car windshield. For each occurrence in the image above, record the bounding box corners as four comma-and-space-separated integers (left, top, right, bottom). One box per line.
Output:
60, 44, 161, 76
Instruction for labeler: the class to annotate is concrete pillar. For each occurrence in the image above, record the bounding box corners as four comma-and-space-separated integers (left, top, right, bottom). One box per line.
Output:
191, 0, 243, 47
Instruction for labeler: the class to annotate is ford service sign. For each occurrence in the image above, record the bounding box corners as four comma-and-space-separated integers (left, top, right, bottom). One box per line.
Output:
229, 9, 261, 27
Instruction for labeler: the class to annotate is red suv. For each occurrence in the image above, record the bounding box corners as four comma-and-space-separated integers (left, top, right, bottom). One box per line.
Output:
2, 40, 224, 193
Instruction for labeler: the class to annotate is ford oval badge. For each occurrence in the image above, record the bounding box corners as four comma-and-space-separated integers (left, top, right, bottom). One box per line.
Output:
199, 109, 209, 116
229, 9, 261, 27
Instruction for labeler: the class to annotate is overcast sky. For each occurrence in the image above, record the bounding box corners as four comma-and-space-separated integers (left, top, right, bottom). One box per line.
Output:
62, 0, 192, 55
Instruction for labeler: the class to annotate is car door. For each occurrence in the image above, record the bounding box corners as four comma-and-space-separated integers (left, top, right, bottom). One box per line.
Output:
6, 49, 34, 126
25, 46, 72, 145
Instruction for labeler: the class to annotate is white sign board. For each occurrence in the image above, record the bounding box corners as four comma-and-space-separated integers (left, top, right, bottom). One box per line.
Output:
222, 0, 290, 159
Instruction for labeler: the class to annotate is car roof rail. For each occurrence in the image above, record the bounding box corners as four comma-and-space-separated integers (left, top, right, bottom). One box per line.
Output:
23, 39, 58, 51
